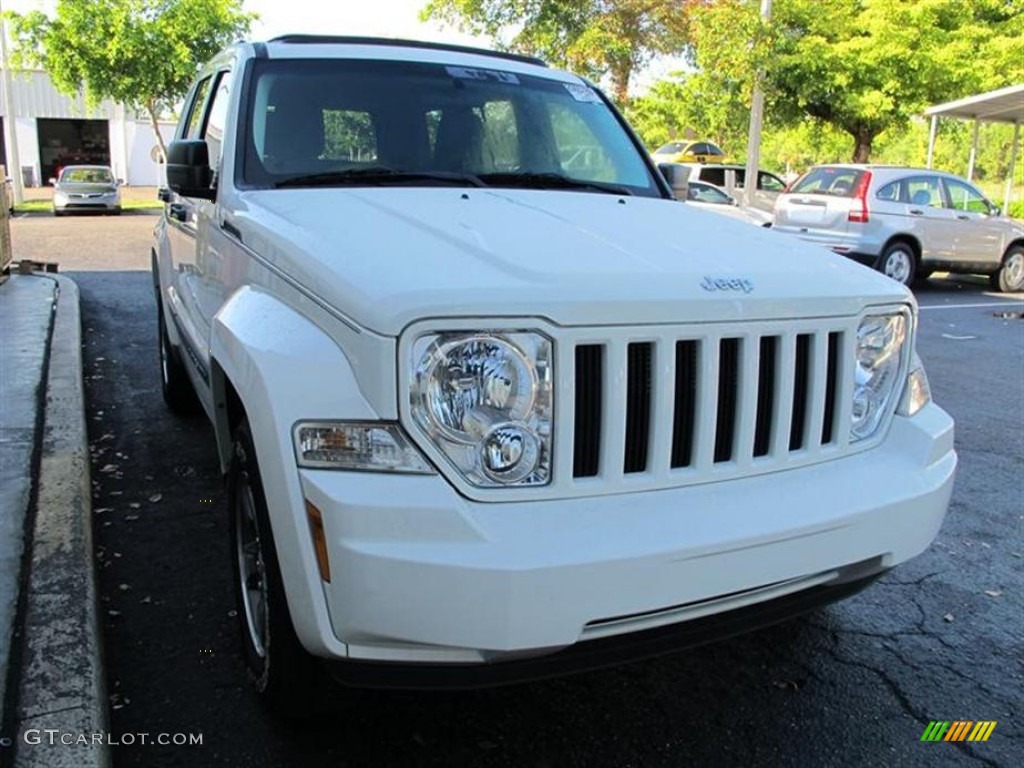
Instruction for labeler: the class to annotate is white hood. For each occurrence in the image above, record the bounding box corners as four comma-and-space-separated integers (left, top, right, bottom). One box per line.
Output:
230, 187, 909, 336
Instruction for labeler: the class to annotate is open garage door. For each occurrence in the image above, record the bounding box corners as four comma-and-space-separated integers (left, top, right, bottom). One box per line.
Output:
37, 118, 111, 183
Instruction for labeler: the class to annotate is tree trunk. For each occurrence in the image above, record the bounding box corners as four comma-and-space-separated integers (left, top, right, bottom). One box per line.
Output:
610, 66, 631, 105
145, 99, 168, 165
851, 132, 874, 163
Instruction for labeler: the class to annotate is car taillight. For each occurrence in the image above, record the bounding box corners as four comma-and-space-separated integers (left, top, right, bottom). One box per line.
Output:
848, 171, 873, 223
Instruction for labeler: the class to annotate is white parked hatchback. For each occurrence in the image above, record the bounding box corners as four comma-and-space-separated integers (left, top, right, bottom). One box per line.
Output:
773, 164, 1024, 291
153, 36, 956, 714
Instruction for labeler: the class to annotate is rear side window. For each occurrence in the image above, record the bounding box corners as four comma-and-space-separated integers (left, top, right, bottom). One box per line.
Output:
903, 176, 944, 207
700, 167, 726, 186
790, 167, 865, 196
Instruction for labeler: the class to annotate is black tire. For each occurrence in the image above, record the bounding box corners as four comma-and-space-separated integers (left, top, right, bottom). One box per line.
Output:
876, 241, 917, 287
990, 246, 1024, 293
111, 206, 123, 216
153, 282, 199, 414
229, 419, 329, 718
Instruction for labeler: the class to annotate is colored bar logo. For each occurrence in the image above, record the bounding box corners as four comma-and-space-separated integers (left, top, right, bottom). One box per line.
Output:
921, 721, 997, 742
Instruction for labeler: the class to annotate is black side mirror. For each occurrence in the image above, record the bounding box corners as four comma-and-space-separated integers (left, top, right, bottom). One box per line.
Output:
658, 162, 690, 201
166, 140, 214, 200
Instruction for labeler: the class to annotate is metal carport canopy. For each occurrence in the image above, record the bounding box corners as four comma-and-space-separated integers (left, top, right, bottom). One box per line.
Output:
924, 84, 1024, 213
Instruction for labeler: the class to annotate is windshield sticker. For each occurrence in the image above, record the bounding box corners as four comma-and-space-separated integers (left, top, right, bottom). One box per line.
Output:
445, 66, 520, 85
564, 83, 601, 103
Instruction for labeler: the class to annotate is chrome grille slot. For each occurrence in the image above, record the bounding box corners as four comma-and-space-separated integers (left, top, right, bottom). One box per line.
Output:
670, 340, 698, 468
789, 333, 812, 450
753, 336, 778, 457
624, 343, 652, 473
573, 344, 603, 478
821, 331, 842, 445
713, 338, 741, 463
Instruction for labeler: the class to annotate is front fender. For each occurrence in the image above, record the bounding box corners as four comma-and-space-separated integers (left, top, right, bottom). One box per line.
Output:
210, 286, 380, 657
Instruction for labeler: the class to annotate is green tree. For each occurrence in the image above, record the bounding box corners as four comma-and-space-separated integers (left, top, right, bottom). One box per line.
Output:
5, 0, 255, 161
420, 0, 694, 103
625, 71, 751, 154
690, 0, 1024, 163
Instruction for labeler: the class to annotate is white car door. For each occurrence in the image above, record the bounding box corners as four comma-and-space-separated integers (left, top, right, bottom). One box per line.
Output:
899, 175, 959, 262
164, 70, 234, 397
164, 76, 213, 387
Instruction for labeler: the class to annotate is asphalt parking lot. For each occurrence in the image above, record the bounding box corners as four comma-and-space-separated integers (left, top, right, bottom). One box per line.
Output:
9, 211, 1022, 767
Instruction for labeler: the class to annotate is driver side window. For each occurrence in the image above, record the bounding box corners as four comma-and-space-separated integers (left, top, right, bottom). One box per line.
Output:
944, 178, 991, 215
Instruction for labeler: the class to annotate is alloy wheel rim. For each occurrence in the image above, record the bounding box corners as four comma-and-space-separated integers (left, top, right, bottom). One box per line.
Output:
159, 326, 170, 385
235, 476, 269, 658
1006, 253, 1024, 290
885, 250, 911, 283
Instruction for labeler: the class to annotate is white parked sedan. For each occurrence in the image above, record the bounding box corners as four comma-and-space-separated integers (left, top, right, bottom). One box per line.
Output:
51, 165, 122, 215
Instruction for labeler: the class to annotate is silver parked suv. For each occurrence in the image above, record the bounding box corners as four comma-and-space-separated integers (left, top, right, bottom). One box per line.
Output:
773, 164, 1024, 291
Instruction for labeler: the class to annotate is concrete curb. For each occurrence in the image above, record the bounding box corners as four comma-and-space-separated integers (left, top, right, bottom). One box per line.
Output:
12, 275, 109, 768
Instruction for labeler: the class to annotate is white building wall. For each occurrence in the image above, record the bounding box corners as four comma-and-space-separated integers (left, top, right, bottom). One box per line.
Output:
13, 116, 38, 186
1, 68, 172, 187
125, 120, 176, 186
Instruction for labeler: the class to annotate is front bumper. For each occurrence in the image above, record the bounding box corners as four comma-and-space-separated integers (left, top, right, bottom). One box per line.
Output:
54, 198, 120, 213
297, 403, 955, 669
773, 226, 882, 261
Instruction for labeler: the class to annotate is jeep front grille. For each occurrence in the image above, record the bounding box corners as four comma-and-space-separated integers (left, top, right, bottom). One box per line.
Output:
558, 320, 856, 493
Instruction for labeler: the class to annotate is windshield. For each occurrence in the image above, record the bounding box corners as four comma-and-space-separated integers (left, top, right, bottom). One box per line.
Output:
60, 167, 114, 184
241, 58, 661, 197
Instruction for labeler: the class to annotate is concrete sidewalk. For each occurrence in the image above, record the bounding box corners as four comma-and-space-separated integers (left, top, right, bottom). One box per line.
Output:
0, 272, 108, 768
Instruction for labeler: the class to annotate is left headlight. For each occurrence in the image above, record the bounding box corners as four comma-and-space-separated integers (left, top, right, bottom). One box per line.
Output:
410, 331, 553, 487
851, 311, 908, 441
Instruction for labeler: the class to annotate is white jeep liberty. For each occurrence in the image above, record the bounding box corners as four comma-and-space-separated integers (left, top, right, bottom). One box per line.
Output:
152, 35, 957, 713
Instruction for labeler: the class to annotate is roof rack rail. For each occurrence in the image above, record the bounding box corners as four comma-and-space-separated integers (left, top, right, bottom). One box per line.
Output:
266, 35, 547, 68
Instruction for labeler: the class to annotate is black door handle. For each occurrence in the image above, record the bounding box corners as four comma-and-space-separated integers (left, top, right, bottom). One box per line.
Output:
909, 208, 924, 215
168, 202, 188, 222
957, 214, 970, 220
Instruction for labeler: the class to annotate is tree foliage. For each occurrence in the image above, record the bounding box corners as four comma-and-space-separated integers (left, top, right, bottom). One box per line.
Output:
5, 0, 255, 160
420, 0, 694, 102
625, 72, 751, 153
689, 0, 1024, 162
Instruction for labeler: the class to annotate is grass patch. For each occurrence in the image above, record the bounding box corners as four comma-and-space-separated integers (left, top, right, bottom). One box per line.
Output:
13, 199, 163, 214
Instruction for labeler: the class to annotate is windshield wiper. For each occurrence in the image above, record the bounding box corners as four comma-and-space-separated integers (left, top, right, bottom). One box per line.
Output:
478, 172, 632, 196
275, 166, 486, 189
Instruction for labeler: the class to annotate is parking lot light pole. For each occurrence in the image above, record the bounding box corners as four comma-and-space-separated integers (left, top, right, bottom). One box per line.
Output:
743, 0, 773, 209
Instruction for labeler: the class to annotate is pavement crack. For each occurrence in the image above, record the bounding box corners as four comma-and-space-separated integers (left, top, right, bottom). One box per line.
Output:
821, 644, 1001, 767
16, 702, 87, 722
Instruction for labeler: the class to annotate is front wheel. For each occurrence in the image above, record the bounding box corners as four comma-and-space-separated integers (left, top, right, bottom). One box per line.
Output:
229, 419, 329, 718
877, 242, 916, 286
154, 284, 199, 414
991, 246, 1024, 293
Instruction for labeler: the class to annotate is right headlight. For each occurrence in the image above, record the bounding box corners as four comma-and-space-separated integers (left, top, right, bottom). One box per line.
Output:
410, 331, 553, 487
851, 311, 908, 441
